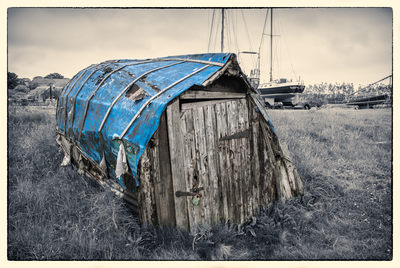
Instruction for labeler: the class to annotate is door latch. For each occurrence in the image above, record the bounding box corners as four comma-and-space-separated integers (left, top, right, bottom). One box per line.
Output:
175, 186, 204, 197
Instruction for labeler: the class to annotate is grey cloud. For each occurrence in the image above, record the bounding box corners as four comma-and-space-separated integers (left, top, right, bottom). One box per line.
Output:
8, 8, 392, 85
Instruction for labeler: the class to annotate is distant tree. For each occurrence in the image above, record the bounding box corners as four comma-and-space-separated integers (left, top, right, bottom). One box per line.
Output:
29, 82, 39, 91
44, 73, 64, 79
14, 84, 30, 93
8, 72, 21, 89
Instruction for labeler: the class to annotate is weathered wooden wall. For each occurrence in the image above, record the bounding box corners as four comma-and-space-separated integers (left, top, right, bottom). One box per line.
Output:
136, 94, 303, 232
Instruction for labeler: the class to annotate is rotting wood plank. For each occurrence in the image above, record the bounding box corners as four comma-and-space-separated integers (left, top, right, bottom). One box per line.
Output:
294, 166, 304, 196
150, 130, 161, 225
149, 145, 158, 224
258, 120, 272, 205
181, 99, 242, 110
167, 98, 189, 230
224, 101, 236, 223
235, 99, 245, 224
215, 102, 230, 222
193, 106, 212, 227
245, 98, 252, 219
247, 96, 270, 206
236, 98, 247, 221
189, 108, 206, 229
188, 112, 204, 232
180, 109, 199, 232
180, 90, 246, 100
138, 148, 154, 224
259, 118, 301, 201
226, 100, 243, 224
249, 100, 261, 216
155, 112, 176, 226
223, 101, 235, 222
181, 110, 196, 232
204, 104, 221, 224
243, 98, 252, 220
279, 141, 304, 197
238, 98, 251, 220
282, 155, 296, 196
278, 158, 292, 201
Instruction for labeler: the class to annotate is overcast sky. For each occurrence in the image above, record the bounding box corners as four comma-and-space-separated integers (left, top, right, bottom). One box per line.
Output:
8, 7, 392, 86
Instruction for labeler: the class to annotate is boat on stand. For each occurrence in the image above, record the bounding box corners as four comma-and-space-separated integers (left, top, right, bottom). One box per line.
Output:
209, 8, 306, 108
249, 8, 305, 108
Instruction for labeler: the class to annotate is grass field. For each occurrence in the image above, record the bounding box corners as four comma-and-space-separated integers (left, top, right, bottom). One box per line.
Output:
7, 105, 392, 260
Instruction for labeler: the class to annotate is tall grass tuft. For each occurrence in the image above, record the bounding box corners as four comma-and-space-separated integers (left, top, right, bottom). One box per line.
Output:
7, 106, 392, 260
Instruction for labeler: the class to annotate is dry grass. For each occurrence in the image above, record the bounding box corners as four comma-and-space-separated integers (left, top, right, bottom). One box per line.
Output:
7, 105, 392, 260
266, 108, 392, 259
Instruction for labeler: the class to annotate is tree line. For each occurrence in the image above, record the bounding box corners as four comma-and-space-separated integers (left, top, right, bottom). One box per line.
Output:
302, 82, 392, 103
8, 71, 391, 104
8, 72, 65, 91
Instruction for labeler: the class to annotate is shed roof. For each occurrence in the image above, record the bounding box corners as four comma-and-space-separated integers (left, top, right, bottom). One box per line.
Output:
56, 53, 258, 185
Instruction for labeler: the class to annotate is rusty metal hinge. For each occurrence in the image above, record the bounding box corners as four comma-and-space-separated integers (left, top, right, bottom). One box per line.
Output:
219, 129, 250, 141
175, 186, 204, 197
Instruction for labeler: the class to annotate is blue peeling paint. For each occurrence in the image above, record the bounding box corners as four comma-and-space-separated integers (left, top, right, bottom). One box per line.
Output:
56, 53, 274, 188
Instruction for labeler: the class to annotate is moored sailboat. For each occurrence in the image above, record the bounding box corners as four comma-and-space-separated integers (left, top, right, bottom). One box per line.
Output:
252, 8, 305, 107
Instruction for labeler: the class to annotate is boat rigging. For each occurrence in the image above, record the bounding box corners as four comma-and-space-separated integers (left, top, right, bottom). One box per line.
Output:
208, 8, 306, 108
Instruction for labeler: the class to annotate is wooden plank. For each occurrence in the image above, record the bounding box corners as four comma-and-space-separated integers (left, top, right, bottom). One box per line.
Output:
215, 102, 230, 222
204, 104, 221, 224
236, 98, 246, 222
226, 100, 242, 224
180, 109, 200, 232
149, 132, 161, 225
138, 148, 154, 224
155, 112, 176, 226
223, 101, 235, 222
152, 123, 163, 224
167, 98, 189, 230
278, 158, 292, 201
259, 121, 274, 205
149, 145, 158, 224
180, 90, 246, 100
222, 102, 234, 222
244, 99, 252, 219
293, 164, 304, 196
181, 99, 241, 110
249, 100, 261, 216
283, 160, 296, 197
238, 98, 251, 221
260, 120, 281, 203
192, 106, 212, 226
279, 142, 304, 197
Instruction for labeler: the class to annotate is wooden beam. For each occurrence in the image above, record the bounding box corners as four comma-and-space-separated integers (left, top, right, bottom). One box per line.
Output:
181, 109, 200, 231
155, 112, 176, 225
193, 106, 212, 226
181, 99, 239, 110
204, 104, 220, 224
237, 98, 251, 221
167, 98, 189, 230
248, 99, 261, 215
226, 100, 243, 223
138, 149, 154, 224
180, 90, 246, 100
215, 102, 230, 222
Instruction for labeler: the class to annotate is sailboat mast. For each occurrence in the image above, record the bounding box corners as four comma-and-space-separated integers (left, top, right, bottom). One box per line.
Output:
270, 8, 273, 82
221, 8, 225, 52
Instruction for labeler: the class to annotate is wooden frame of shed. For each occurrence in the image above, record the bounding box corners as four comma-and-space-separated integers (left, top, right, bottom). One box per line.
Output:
133, 91, 303, 232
